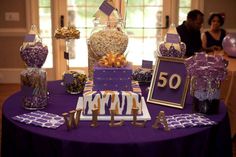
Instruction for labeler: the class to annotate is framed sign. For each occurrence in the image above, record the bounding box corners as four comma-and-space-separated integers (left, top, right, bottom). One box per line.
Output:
147, 56, 189, 109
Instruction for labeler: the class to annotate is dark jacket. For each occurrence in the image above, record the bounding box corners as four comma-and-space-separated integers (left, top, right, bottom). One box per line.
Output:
176, 21, 202, 57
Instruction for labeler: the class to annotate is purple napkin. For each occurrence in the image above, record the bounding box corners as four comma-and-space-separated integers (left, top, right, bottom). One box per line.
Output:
165, 113, 216, 129
12, 111, 65, 129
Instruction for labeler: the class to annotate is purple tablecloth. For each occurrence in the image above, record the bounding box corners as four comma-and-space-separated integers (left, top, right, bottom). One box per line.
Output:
2, 81, 232, 157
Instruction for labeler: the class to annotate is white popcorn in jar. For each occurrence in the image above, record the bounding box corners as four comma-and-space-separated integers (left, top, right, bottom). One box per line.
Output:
89, 29, 128, 57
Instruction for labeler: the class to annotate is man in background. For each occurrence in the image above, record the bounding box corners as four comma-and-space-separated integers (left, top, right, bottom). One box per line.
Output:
177, 9, 204, 57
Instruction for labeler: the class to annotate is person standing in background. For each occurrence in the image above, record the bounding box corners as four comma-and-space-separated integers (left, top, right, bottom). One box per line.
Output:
176, 9, 204, 57
201, 13, 226, 53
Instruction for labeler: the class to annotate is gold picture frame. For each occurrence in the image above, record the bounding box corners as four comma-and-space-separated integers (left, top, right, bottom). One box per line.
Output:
147, 56, 190, 109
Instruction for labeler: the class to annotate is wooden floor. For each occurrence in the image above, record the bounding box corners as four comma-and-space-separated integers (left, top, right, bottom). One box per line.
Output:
0, 84, 236, 157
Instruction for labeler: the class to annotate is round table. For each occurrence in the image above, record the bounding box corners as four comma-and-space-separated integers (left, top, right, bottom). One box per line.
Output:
2, 81, 232, 157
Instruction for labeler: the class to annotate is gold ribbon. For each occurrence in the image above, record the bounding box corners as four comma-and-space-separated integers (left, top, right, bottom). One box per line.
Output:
98, 52, 127, 68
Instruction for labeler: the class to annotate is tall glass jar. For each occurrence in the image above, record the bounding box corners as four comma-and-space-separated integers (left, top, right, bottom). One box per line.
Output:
20, 68, 47, 110
20, 25, 48, 110
87, 19, 128, 79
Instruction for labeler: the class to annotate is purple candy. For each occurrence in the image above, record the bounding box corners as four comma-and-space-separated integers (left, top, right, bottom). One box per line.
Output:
185, 52, 228, 99
159, 42, 186, 58
185, 52, 228, 82
20, 42, 48, 68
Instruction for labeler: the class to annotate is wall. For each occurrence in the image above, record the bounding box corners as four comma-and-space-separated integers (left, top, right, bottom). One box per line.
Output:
0, 0, 26, 69
0, 37, 25, 68
0, 0, 26, 29
203, 0, 236, 31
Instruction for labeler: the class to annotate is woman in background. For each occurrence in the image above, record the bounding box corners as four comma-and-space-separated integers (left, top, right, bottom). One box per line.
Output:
202, 13, 226, 53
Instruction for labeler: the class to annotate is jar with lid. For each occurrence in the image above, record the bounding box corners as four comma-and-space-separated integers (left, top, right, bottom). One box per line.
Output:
20, 25, 48, 110
87, 17, 128, 79
159, 24, 186, 58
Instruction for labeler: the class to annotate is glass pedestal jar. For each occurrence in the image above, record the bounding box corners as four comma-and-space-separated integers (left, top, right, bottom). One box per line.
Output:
190, 77, 221, 115
87, 19, 128, 79
20, 68, 47, 110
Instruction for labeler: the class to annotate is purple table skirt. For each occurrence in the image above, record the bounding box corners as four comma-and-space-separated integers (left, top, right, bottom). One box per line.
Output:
2, 80, 232, 157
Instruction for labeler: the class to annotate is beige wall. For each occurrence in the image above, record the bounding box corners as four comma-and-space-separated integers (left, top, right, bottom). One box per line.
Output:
0, 0, 26, 69
0, 37, 25, 68
203, 0, 236, 29
0, 0, 26, 28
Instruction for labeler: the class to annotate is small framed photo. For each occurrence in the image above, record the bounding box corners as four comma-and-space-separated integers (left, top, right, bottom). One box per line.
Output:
147, 56, 189, 109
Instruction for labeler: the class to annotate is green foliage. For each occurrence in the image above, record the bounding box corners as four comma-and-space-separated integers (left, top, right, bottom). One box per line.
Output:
39, 0, 50, 7
179, 0, 191, 7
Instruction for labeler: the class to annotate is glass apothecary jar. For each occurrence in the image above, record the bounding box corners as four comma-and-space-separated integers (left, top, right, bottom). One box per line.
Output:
20, 25, 48, 110
21, 68, 47, 110
87, 18, 128, 78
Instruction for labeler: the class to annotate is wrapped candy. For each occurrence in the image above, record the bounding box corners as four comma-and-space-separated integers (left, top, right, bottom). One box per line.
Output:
54, 26, 80, 40
63, 71, 87, 94
185, 52, 228, 83
132, 68, 153, 84
185, 52, 228, 114
20, 42, 48, 68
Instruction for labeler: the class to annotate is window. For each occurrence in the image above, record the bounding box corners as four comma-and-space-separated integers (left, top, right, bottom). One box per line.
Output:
126, 0, 163, 65
178, 0, 191, 25
39, 0, 53, 68
66, 0, 164, 67
66, 0, 104, 67
37, 0, 193, 70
